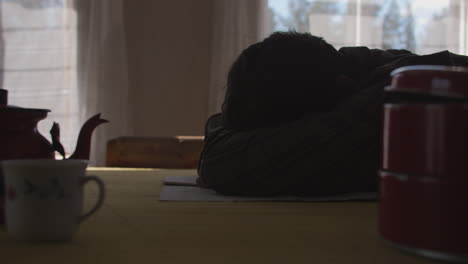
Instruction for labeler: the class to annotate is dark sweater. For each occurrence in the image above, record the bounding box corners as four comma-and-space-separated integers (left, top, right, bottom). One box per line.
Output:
197, 47, 464, 196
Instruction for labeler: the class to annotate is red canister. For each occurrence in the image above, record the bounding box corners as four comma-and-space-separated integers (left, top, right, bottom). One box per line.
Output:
379, 65, 468, 262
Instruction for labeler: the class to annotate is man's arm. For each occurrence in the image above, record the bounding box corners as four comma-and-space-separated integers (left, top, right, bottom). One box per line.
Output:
197, 80, 385, 196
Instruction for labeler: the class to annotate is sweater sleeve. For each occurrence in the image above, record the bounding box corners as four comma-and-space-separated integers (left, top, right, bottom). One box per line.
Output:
197, 80, 385, 196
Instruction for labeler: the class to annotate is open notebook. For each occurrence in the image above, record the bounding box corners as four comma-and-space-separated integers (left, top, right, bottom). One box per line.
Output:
160, 175, 377, 202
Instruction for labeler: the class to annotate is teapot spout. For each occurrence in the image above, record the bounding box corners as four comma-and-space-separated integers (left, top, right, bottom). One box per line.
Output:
69, 114, 109, 160
50, 122, 66, 159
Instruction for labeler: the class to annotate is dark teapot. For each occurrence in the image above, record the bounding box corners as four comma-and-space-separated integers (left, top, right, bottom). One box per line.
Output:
0, 88, 108, 224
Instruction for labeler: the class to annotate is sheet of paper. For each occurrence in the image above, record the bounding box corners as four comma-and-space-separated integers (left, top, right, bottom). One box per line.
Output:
164, 175, 198, 186
160, 176, 377, 202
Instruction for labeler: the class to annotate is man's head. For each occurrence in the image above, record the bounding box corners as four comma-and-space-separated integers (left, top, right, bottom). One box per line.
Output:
222, 31, 346, 129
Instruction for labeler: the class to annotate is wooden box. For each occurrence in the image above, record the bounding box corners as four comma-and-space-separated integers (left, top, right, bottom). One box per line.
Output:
106, 136, 204, 169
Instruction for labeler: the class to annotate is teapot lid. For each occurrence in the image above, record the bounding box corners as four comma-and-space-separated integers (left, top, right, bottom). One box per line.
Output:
0, 88, 50, 115
387, 65, 468, 99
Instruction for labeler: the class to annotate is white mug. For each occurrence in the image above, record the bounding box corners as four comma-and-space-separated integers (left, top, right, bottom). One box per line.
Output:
1, 159, 105, 241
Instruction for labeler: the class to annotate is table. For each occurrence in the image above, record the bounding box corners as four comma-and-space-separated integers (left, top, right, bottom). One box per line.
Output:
0, 168, 441, 264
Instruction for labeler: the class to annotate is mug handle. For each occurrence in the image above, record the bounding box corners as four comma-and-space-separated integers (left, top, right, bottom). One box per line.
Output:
79, 175, 106, 223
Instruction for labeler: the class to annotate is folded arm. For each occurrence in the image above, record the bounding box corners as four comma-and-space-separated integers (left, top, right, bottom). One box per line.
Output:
197, 81, 385, 196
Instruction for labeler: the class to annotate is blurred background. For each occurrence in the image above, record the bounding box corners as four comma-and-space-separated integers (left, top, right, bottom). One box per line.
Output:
0, 0, 464, 165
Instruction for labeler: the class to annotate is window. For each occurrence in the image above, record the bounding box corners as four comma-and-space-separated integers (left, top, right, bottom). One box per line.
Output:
268, 0, 468, 55
1, 0, 79, 154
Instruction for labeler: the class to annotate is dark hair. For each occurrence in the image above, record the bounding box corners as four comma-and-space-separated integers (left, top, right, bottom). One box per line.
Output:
222, 31, 344, 130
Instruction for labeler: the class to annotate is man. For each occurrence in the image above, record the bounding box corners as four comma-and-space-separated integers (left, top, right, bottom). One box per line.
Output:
197, 31, 467, 196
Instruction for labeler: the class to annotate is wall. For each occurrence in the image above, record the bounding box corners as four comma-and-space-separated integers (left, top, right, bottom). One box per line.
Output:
124, 0, 213, 137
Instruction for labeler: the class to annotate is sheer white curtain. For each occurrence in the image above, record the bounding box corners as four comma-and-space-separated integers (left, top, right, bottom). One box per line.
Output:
1, 0, 130, 166
208, 0, 269, 115
75, 0, 131, 166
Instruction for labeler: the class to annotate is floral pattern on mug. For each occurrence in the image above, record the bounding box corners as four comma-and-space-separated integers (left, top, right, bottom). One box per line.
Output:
22, 178, 66, 200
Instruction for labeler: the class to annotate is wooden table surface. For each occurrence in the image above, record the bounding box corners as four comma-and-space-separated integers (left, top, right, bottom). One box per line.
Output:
0, 168, 442, 264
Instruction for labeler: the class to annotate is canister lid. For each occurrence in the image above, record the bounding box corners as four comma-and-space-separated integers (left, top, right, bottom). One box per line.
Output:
387, 65, 468, 99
